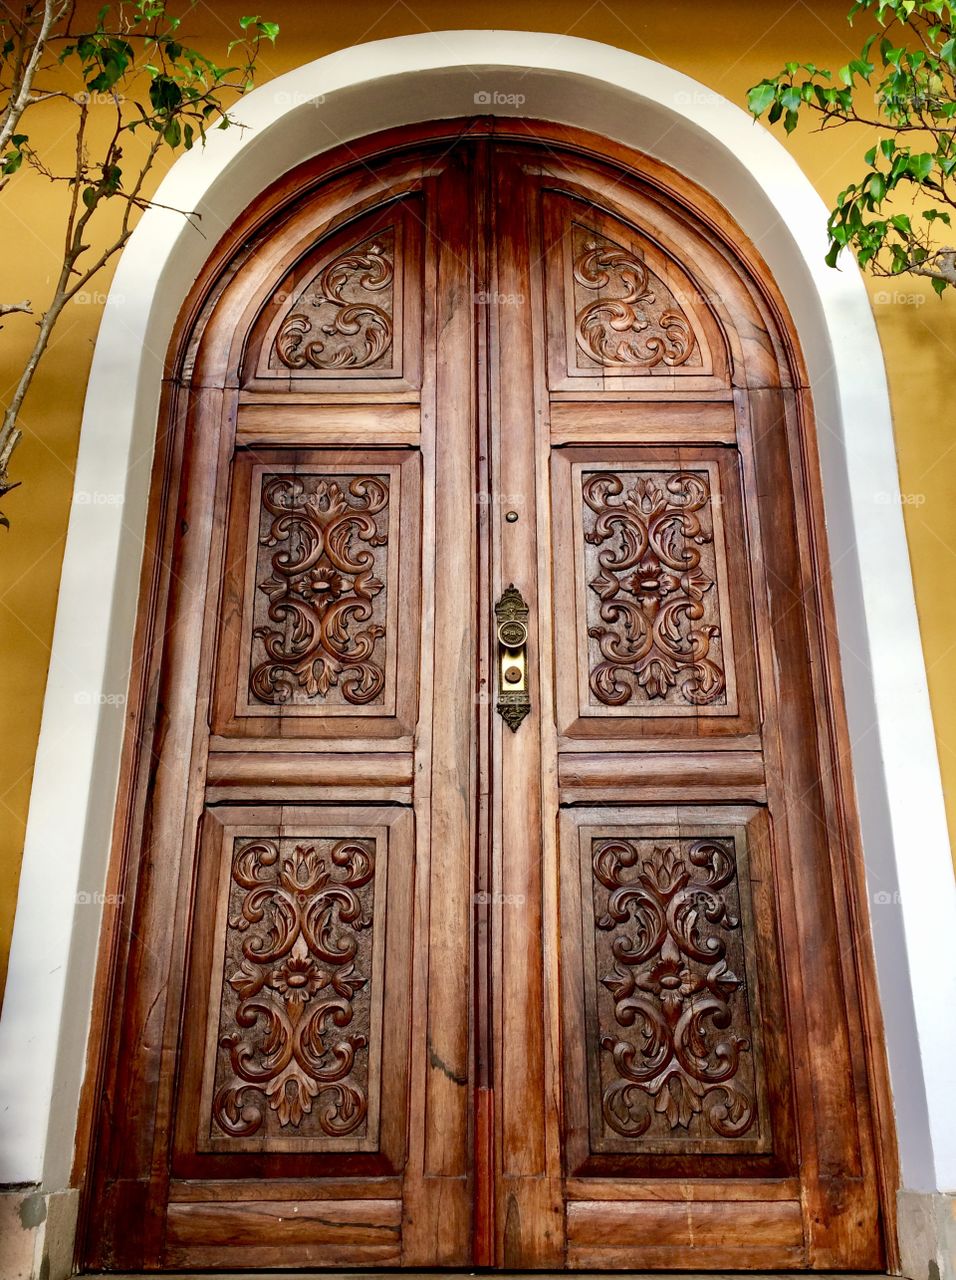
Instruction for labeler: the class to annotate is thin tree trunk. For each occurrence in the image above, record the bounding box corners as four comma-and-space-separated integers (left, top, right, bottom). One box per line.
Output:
0, 1, 67, 155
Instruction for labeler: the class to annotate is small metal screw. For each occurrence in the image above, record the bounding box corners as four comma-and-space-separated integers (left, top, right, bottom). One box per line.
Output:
505, 510, 519, 523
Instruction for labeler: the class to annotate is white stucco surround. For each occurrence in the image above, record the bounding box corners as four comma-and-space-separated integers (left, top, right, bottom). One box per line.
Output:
1, 25, 954, 1242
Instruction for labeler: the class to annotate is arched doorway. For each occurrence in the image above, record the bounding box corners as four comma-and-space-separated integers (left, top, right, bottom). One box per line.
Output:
78, 119, 887, 1271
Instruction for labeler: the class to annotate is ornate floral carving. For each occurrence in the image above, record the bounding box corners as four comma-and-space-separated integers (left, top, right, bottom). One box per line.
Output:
572, 224, 697, 370
212, 836, 375, 1141
273, 229, 394, 371
249, 472, 389, 708
582, 468, 727, 709
589, 834, 762, 1147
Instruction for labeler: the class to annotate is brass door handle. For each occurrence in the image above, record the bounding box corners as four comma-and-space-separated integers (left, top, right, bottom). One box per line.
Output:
495, 584, 531, 731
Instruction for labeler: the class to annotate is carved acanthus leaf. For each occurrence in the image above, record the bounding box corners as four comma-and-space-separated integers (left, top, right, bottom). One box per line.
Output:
590, 834, 762, 1147
272, 229, 395, 372
249, 472, 390, 708
212, 836, 376, 1142
582, 467, 727, 709
572, 223, 698, 370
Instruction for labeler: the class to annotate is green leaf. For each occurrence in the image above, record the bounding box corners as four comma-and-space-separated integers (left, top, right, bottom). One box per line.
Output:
747, 81, 778, 116
149, 75, 183, 112
908, 152, 935, 180
932, 274, 948, 294
866, 172, 888, 202
890, 243, 909, 272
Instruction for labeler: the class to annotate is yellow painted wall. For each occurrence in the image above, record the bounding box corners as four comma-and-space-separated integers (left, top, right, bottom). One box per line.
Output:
2, 1, 955, 997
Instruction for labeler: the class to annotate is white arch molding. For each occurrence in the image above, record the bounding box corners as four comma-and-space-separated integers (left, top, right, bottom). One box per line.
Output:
1, 30, 954, 1278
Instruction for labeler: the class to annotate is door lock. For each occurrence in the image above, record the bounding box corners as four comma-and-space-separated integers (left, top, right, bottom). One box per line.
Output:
495, 584, 531, 732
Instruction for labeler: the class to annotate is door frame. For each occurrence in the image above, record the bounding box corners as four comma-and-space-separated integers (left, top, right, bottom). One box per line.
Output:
4, 32, 952, 1275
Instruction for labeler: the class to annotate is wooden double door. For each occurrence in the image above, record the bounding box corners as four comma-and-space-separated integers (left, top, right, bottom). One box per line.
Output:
80, 123, 887, 1272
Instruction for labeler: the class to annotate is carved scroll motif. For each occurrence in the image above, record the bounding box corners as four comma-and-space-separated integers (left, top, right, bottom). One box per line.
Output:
273, 229, 395, 372
572, 223, 697, 370
249, 472, 389, 708
589, 834, 764, 1148
212, 836, 376, 1142
582, 468, 727, 710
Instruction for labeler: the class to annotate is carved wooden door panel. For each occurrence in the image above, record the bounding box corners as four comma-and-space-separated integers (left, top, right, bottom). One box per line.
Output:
484, 143, 885, 1271
79, 124, 886, 1273
81, 142, 482, 1271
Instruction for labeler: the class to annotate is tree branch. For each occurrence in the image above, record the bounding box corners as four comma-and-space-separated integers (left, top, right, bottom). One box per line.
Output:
0, 3, 279, 523
911, 248, 956, 284
0, 0, 70, 156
